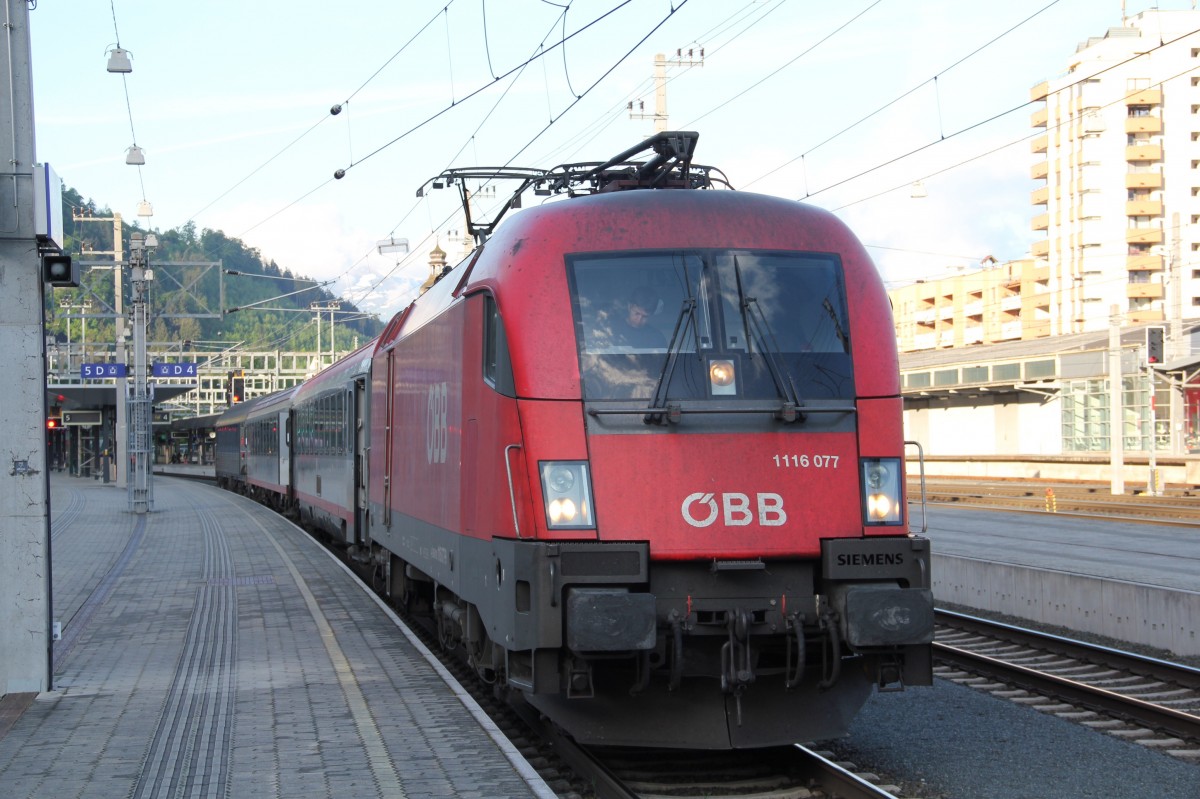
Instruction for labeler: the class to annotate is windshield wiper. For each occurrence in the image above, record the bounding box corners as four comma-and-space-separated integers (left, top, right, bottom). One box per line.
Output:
734, 256, 804, 423
822, 297, 849, 350
644, 294, 697, 425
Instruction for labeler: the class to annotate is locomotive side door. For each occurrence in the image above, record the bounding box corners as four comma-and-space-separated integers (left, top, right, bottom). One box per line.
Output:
277, 408, 290, 490
464, 292, 529, 538
354, 375, 369, 543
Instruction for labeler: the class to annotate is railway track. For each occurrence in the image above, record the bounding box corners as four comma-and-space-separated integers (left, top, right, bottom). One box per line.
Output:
237, 488, 924, 799
534, 727, 911, 799
376, 571, 919, 799
910, 477, 1200, 523
934, 609, 1200, 760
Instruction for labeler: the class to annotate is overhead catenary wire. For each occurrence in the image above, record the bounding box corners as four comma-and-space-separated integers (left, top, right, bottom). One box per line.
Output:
742, 0, 1065, 189
527, 0, 782, 168
187, 2, 455, 225
108, 0, 148, 204
330, 0, 635, 179
187, 0, 1132, 338
236, 0, 655, 340
340, 1, 690, 320
681, 0, 887, 130
824, 24, 1200, 211
295, 2, 576, 326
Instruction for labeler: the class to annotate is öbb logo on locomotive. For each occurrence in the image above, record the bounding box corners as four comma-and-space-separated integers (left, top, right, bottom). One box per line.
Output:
212, 131, 934, 752
680, 491, 787, 527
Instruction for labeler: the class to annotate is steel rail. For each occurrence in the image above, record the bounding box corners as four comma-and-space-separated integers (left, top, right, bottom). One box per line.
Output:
934, 611, 1200, 743
791, 744, 902, 799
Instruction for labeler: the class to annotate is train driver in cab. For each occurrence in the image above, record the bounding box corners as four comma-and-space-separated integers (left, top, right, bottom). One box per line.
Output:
610, 286, 666, 350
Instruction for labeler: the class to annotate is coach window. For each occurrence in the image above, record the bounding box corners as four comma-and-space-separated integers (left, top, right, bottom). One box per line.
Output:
482, 293, 516, 397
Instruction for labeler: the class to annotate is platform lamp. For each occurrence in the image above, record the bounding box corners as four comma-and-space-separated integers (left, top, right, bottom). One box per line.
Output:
377, 236, 409, 257
106, 46, 132, 73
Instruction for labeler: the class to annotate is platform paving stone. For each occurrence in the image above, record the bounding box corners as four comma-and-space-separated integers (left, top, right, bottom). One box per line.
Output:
0, 474, 553, 799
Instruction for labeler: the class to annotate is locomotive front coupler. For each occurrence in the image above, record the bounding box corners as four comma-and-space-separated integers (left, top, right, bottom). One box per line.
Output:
719, 607, 756, 694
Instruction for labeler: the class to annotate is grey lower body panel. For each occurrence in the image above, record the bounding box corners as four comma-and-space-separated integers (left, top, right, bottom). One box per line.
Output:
525, 666, 874, 749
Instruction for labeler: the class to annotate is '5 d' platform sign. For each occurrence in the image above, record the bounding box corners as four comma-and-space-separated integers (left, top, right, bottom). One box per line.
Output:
81, 363, 127, 378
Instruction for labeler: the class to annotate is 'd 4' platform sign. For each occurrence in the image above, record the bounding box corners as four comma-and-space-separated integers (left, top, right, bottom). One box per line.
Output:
152, 362, 198, 377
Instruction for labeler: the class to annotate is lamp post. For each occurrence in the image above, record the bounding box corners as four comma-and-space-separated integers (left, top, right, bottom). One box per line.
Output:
310, 300, 342, 367
58, 298, 93, 374
127, 231, 156, 513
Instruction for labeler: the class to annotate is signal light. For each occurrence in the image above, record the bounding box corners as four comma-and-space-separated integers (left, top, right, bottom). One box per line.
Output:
42, 253, 78, 287
47, 418, 58, 429
1146, 326, 1165, 365
231, 370, 245, 404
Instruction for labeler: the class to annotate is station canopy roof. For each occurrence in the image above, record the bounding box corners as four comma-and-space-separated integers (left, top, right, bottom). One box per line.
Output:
898, 322, 1200, 398
47, 382, 196, 410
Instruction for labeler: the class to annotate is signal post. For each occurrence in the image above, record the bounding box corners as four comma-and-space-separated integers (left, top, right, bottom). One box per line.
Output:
0, 0, 52, 694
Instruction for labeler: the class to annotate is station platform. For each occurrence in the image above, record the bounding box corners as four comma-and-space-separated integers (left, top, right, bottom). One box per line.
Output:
0, 474, 555, 799
926, 502, 1200, 657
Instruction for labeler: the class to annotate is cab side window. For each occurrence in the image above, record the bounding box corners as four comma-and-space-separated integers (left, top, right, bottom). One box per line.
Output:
483, 294, 515, 397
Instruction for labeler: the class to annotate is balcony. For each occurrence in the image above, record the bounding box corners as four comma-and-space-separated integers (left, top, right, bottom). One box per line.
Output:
1022, 319, 1051, 339
1031, 212, 1050, 231
1128, 309, 1165, 323
1124, 116, 1162, 134
1125, 199, 1163, 216
1126, 143, 1163, 162
1031, 160, 1049, 180
1031, 107, 1048, 127
1127, 253, 1163, 271
1031, 185, 1050, 205
1031, 81, 1049, 102
1031, 238, 1050, 257
913, 333, 936, 350
1000, 321, 1023, 340
1125, 88, 1162, 105
1125, 171, 1163, 189
1127, 282, 1164, 299
1126, 227, 1163, 244
1031, 134, 1049, 154
914, 308, 936, 325
1000, 295, 1022, 312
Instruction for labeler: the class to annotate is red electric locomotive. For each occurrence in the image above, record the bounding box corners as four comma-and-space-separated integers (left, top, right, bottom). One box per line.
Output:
359, 132, 933, 749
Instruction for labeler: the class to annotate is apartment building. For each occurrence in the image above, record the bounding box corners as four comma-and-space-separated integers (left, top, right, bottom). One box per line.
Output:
889, 259, 1051, 352
886, 12, 1200, 458
891, 11, 1200, 354
1031, 9, 1200, 335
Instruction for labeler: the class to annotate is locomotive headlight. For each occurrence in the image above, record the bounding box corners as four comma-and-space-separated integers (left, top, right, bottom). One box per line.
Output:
865, 462, 889, 490
540, 461, 595, 530
547, 465, 576, 493
709, 359, 736, 396
861, 457, 903, 525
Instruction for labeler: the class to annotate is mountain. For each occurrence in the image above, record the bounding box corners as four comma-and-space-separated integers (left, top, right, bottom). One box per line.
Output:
48, 185, 384, 355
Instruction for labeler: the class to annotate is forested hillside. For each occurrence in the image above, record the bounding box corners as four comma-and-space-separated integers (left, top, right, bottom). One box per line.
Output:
46, 185, 383, 354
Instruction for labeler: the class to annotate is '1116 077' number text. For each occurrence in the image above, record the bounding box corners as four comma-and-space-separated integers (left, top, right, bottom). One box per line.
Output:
773, 454, 839, 468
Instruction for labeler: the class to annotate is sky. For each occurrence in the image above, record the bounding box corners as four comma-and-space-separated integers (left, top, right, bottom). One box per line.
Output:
26, 0, 1193, 321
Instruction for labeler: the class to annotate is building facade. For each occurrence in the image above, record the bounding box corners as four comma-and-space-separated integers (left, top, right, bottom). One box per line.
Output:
889, 259, 1051, 352
1031, 10, 1200, 336
887, 11, 1200, 461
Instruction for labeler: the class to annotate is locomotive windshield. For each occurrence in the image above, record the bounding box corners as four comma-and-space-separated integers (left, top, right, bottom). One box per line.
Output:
567, 250, 854, 402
